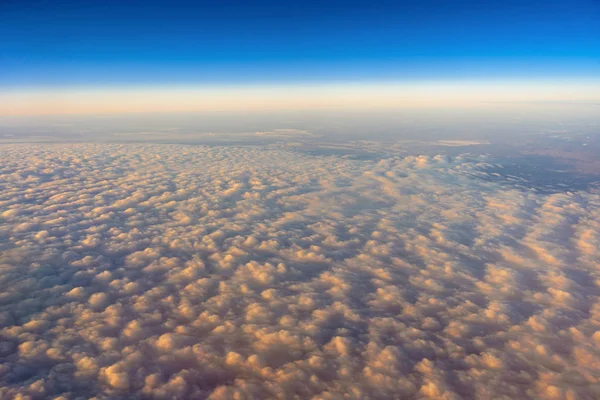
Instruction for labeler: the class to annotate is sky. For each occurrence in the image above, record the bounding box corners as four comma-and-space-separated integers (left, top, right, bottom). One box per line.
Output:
1, 0, 599, 114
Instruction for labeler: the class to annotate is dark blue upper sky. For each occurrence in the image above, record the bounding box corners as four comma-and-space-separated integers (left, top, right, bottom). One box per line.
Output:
1, 0, 598, 87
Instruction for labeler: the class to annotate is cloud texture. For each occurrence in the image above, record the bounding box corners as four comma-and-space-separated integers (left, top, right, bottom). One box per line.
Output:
0, 143, 599, 399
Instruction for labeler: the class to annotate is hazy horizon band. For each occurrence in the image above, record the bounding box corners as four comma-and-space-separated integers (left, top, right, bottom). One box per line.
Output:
2, 79, 600, 116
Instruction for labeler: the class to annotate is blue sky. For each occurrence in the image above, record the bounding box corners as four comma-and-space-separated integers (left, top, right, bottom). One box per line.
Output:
1, 0, 598, 87
1, 0, 599, 115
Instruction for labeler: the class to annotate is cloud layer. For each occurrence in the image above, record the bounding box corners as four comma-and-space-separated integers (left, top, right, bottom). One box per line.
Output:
0, 143, 599, 399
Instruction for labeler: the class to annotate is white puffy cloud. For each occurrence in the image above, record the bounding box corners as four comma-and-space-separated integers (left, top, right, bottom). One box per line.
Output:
0, 143, 599, 399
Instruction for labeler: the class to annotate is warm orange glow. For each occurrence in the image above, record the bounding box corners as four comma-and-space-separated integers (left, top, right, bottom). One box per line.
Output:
1, 81, 598, 115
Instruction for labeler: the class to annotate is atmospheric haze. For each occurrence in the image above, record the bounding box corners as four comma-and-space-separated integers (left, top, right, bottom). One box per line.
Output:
1, 81, 600, 116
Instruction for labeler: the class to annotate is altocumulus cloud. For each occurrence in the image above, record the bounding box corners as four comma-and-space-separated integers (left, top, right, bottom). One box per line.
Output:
0, 143, 599, 399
